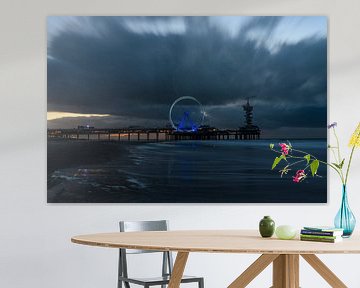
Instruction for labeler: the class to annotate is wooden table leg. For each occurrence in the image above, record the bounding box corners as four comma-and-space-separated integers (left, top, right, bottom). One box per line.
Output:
272, 254, 299, 288
168, 252, 189, 288
288, 255, 299, 288
273, 254, 286, 287
301, 254, 347, 288
228, 254, 279, 288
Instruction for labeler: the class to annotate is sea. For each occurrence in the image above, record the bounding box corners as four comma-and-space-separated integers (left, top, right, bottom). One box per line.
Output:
47, 139, 327, 203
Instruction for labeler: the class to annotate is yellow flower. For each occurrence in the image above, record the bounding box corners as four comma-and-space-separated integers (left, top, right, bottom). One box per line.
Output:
349, 122, 360, 147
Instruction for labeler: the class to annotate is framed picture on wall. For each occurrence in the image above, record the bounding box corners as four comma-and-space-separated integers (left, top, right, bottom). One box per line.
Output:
47, 16, 328, 203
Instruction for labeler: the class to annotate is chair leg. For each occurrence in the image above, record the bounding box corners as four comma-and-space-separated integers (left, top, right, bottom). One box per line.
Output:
118, 250, 123, 288
198, 278, 204, 288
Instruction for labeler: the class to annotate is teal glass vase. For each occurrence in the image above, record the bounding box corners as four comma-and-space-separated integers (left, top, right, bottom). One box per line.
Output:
334, 185, 356, 237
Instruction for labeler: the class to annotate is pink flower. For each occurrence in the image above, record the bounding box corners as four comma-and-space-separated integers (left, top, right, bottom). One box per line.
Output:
279, 143, 289, 155
293, 170, 306, 183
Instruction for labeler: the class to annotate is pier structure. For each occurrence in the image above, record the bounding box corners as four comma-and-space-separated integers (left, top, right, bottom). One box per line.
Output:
48, 99, 261, 142
47, 126, 258, 142
239, 99, 261, 140
47, 128, 173, 142
167, 126, 255, 141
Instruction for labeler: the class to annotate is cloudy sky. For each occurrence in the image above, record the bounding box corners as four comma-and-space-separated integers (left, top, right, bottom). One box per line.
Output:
47, 16, 327, 138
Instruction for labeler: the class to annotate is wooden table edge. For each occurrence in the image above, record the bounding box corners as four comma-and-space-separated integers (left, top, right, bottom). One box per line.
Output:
71, 237, 360, 254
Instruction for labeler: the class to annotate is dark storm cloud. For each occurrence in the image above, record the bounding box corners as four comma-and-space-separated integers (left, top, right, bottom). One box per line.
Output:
47, 16, 327, 134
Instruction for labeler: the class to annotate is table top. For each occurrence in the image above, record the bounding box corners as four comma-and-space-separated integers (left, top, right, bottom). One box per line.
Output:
71, 230, 360, 254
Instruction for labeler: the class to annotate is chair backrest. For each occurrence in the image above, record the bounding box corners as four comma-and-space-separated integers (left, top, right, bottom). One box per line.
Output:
118, 220, 173, 283
119, 220, 169, 254
120, 220, 168, 232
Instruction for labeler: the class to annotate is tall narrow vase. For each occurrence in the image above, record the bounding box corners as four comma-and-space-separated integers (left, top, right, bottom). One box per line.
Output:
334, 185, 356, 237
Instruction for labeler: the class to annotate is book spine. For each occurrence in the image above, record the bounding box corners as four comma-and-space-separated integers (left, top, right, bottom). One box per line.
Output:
301, 230, 335, 236
300, 237, 336, 243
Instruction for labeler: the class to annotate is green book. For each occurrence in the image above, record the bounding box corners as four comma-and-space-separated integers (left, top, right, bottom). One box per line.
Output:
300, 236, 342, 243
300, 234, 339, 240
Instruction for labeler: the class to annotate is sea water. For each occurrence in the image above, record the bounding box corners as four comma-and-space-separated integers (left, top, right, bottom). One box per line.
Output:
47, 139, 327, 203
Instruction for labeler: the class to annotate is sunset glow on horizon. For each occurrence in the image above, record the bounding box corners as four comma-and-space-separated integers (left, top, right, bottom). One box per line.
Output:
47, 112, 111, 121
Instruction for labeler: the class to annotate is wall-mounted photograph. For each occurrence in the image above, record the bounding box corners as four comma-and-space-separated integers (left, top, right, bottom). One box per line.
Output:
47, 16, 328, 203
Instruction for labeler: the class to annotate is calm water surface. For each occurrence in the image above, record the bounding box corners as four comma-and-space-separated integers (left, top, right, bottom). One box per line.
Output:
47, 140, 327, 203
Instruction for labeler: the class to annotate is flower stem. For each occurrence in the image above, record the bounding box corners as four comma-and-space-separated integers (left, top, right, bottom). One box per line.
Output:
345, 129, 360, 185
291, 148, 340, 171
345, 145, 356, 185
330, 147, 338, 164
271, 148, 344, 182
286, 159, 306, 168
333, 127, 345, 181
333, 127, 342, 164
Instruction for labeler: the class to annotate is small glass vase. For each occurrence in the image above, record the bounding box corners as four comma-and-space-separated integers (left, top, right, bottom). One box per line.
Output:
334, 185, 356, 237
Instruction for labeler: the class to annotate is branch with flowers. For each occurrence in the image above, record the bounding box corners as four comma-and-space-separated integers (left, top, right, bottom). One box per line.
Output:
270, 122, 360, 184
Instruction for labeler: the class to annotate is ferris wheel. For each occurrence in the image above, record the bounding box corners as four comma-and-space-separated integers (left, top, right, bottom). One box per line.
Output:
169, 96, 205, 132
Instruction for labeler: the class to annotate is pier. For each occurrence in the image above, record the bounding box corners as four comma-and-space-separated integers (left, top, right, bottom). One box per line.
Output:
48, 128, 171, 142
48, 99, 261, 142
47, 126, 260, 142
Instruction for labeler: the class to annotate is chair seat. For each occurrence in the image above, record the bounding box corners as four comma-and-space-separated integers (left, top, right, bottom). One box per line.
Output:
119, 274, 203, 286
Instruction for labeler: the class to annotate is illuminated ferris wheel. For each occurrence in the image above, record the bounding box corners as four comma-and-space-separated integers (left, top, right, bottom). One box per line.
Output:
169, 96, 205, 132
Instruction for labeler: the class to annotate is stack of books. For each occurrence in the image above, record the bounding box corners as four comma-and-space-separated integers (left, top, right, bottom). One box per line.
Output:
300, 226, 344, 243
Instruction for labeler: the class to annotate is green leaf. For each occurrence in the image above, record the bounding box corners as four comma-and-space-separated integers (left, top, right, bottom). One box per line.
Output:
310, 160, 320, 176
272, 157, 280, 170
339, 158, 345, 169
304, 154, 311, 164
332, 159, 345, 169
270, 143, 274, 149
271, 154, 285, 170
332, 163, 341, 169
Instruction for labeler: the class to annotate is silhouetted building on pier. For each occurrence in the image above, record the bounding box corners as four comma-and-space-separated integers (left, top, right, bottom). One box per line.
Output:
239, 99, 261, 140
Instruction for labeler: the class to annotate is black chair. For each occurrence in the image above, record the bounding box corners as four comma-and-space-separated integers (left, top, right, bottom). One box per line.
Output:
118, 220, 204, 288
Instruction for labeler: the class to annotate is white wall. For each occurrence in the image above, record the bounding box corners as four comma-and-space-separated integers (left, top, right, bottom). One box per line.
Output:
1, 0, 360, 287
